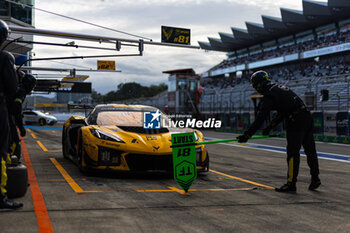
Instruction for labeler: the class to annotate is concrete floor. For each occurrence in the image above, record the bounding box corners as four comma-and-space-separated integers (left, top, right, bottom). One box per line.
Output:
1, 125, 349, 233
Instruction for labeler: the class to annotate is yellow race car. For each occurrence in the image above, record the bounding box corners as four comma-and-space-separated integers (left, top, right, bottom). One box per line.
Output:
62, 104, 209, 173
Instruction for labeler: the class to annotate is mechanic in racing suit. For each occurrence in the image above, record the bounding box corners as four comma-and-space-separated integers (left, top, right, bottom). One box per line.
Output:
8, 72, 36, 161
0, 19, 23, 209
237, 70, 321, 193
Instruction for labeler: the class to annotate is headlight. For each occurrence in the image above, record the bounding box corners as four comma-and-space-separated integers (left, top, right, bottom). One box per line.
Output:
194, 131, 199, 141
90, 129, 125, 143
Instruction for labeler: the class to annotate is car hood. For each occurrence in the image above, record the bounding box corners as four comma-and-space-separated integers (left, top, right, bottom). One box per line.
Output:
44, 115, 57, 120
90, 125, 198, 154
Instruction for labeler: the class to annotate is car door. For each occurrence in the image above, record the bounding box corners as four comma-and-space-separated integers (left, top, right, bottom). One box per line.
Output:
23, 112, 37, 123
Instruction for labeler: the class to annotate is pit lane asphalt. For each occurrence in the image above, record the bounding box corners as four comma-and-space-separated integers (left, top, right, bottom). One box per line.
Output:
1, 124, 349, 233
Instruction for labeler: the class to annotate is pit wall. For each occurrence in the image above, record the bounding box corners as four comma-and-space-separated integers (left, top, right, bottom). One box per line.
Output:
209, 111, 350, 144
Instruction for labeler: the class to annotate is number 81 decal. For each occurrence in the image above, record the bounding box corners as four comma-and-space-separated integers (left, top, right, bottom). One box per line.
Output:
174, 35, 190, 44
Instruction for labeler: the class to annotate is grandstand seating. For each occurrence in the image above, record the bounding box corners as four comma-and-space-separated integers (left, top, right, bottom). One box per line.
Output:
199, 74, 350, 113
208, 30, 350, 74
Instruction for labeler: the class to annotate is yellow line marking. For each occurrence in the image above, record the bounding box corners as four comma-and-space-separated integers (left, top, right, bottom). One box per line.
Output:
31, 133, 37, 139
217, 177, 237, 180
27, 129, 31, 132
50, 158, 273, 194
77, 189, 173, 193
83, 190, 117, 193
74, 188, 257, 193
210, 169, 274, 190
136, 189, 173, 193
36, 141, 48, 152
50, 158, 84, 193
168, 186, 191, 195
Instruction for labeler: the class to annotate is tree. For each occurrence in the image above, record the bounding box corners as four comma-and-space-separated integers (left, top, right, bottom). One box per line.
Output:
91, 82, 168, 103
91, 89, 103, 102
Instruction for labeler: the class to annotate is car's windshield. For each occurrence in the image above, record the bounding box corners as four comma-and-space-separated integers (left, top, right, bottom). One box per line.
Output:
96, 111, 170, 127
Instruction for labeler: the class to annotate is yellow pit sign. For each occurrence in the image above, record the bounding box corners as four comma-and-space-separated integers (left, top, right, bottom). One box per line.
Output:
97, 60, 116, 70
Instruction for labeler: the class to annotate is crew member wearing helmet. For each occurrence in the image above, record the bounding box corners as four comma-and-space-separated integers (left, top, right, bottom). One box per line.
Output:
236, 70, 321, 193
0, 19, 23, 209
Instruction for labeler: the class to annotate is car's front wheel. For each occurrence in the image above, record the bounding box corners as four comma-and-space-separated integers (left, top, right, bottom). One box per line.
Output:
39, 118, 46, 126
77, 130, 88, 173
62, 129, 69, 159
204, 152, 210, 172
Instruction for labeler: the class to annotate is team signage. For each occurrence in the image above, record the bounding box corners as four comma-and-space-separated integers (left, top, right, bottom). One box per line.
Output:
161, 26, 191, 45
59, 83, 74, 89
97, 60, 116, 70
171, 132, 197, 193
58, 82, 92, 93
62, 75, 89, 82
302, 42, 350, 59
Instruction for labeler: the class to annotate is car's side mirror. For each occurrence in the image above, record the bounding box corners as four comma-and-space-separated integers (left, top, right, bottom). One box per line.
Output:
70, 119, 87, 125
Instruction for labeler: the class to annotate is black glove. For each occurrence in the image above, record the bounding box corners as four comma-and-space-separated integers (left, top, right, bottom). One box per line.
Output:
262, 126, 272, 136
9, 99, 22, 115
19, 126, 26, 137
236, 133, 250, 143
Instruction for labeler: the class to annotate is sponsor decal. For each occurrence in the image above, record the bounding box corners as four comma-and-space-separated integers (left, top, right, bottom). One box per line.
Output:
172, 134, 194, 144
146, 136, 157, 141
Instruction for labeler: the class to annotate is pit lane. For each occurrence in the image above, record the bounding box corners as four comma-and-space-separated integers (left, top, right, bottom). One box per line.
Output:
1, 124, 349, 233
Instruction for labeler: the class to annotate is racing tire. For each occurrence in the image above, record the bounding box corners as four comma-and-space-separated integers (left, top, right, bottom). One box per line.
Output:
62, 129, 69, 159
6, 164, 28, 198
39, 118, 46, 126
205, 152, 210, 172
77, 130, 88, 174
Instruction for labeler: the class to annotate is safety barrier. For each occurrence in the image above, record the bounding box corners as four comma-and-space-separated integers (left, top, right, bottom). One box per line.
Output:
312, 112, 324, 135
214, 110, 350, 144
215, 128, 350, 145
336, 112, 350, 136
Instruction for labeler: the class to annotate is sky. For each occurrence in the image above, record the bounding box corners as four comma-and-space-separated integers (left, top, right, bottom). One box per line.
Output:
31, 0, 328, 94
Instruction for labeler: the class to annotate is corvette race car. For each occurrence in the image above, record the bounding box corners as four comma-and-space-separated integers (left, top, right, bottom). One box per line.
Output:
62, 104, 209, 173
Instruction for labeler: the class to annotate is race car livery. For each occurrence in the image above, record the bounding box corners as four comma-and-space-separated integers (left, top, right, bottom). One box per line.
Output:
62, 104, 209, 173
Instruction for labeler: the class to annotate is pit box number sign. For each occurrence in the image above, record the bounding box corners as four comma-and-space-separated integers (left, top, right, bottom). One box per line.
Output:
161, 26, 191, 45
97, 60, 116, 70
171, 132, 197, 192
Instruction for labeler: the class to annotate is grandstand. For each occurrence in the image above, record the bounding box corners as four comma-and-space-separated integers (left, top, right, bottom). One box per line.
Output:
198, 0, 350, 113
114, 1, 350, 135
